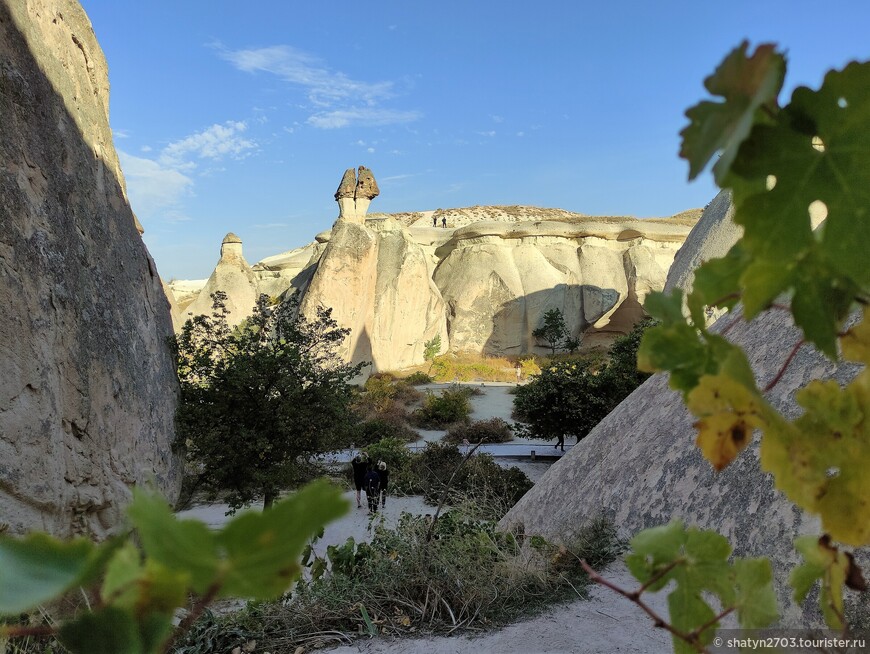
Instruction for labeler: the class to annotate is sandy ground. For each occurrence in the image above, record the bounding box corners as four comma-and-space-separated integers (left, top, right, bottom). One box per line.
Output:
177, 383, 671, 653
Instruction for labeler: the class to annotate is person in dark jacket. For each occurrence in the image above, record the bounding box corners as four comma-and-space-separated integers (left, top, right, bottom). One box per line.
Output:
377, 461, 389, 508
351, 453, 369, 508
363, 464, 381, 514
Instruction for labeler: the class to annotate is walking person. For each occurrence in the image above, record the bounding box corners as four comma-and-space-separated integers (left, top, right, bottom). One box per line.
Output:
363, 463, 382, 514
441, 216, 447, 228
377, 461, 390, 508
351, 452, 368, 508
433, 214, 438, 227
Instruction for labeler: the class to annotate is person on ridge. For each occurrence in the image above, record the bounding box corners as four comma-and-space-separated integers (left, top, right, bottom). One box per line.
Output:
441, 216, 447, 228
351, 452, 369, 508
377, 460, 390, 508
363, 463, 382, 514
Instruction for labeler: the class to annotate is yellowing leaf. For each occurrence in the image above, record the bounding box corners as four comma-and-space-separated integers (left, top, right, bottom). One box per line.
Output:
687, 375, 768, 470
840, 307, 870, 364
790, 535, 849, 629
761, 375, 870, 546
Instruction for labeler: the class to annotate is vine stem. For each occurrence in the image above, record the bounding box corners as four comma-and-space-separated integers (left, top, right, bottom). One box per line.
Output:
1, 624, 57, 638
425, 439, 483, 543
579, 559, 711, 654
162, 580, 222, 654
763, 338, 804, 392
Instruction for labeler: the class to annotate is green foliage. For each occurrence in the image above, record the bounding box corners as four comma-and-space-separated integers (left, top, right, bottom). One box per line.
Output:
624, 521, 777, 653
404, 370, 434, 385
0, 482, 347, 654
428, 352, 518, 382
514, 320, 653, 443
175, 292, 365, 511
443, 417, 514, 445
628, 42, 870, 642
412, 386, 473, 428
532, 308, 577, 354
423, 334, 442, 368
244, 511, 621, 643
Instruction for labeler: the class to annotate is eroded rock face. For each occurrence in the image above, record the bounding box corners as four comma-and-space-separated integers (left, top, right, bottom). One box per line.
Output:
183, 233, 259, 326
300, 217, 447, 371
499, 198, 862, 625
0, 0, 181, 537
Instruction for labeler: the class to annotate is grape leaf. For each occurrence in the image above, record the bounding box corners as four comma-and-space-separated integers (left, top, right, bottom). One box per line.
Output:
680, 41, 785, 183
687, 374, 768, 471
760, 375, 870, 546
725, 61, 870, 356
0, 534, 94, 614
218, 479, 348, 599
127, 489, 219, 595
791, 535, 849, 629
733, 558, 779, 628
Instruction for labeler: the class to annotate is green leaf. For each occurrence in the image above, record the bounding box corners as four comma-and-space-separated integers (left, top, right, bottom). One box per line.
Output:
644, 290, 687, 325
127, 489, 220, 595
790, 535, 849, 629
58, 606, 143, 654
690, 244, 749, 312
733, 558, 779, 628
724, 60, 870, 356
680, 41, 785, 182
101, 542, 143, 608
218, 479, 348, 599
0, 533, 94, 614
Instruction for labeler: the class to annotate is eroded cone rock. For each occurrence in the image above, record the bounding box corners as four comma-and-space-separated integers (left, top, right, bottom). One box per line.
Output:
184, 233, 259, 326
499, 195, 863, 625
0, 0, 181, 536
335, 167, 357, 221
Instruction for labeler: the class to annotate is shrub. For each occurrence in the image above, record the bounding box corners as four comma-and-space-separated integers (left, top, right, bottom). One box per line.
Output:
241, 511, 622, 646
443, 417, 513, 444
353, 418, 418, 447
361, 437, 419, 495
412, 386, 472, 428
429, 351, 516, 382
404, 370, 433, 385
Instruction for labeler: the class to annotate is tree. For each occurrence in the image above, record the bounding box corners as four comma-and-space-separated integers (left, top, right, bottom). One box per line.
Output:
423, 333, 442, 373
175, 291, 365, 511
514, 319, 653, 444
532, 308, 577, 354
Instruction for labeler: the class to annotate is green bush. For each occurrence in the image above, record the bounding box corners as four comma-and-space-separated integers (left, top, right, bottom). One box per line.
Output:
353, 418, 418, 447
361, 437, 420, 495
404, 370, 433, 385
443, 417, 513, 445
239, 511, 621, 645
513, 319, 654, 444
412, 386, 472, 428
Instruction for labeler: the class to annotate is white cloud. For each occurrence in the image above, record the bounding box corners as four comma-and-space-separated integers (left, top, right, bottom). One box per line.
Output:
160, 121, 256, 168
491, 115, 504, 123
219, 44, 421, 129
307, 108, 421, 129
141, 145, 153, 152
118, 150, 193, 217
221, 45, 393, 107
476, 130, 497, 137
367, 147, 375, 153
113, 128, 131, 139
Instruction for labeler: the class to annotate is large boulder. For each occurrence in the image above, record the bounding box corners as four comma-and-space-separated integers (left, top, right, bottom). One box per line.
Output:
0, 0, 181, 537
500, 197, 862, 625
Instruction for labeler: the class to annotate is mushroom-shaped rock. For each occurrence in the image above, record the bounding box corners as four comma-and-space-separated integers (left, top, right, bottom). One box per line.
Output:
335, 168, 358, 221
220, 232, 244, 260
355, 165, 380, 200
354, 166, 379, 218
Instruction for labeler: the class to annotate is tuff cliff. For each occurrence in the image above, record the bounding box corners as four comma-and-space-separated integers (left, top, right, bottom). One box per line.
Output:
0, 0, 181, 537
170, 168, 699, 371
499, 194, 862, 625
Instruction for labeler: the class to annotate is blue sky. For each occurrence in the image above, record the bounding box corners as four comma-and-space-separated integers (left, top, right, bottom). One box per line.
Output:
80, 1, 870, 280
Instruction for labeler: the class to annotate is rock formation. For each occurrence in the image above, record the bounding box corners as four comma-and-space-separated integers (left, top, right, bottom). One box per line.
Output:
499, 195, 861, 625
172, 193, 698, 370
334, 165, 380, 224
183, 232, 259, 326
0, 0, 181, 537
301, 168, 447, 371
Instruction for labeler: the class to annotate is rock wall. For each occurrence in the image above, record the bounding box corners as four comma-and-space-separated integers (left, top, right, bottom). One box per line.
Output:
0, 0, 181, 537
173, 210, 696, 369
299, 217, 448, 371
500, 197, 863, 625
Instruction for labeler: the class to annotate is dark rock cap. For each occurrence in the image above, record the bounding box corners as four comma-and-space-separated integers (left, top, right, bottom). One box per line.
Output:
222, 232, 242, 244
335, 168, 357, 200
355, 166, 380, 200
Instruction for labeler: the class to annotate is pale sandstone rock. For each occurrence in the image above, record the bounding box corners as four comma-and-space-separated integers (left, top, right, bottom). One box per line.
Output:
0, 0, 180, 536
183, 233, 259, 326
500, 197, 863, 625
300, 217, 447, 372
